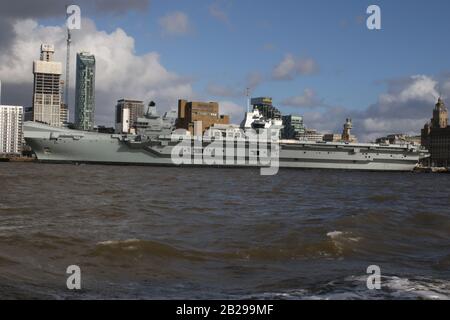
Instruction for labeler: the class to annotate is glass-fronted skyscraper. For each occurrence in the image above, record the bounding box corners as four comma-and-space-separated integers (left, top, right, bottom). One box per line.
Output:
250, 97, 282, 120
282, 115, 306, 139
75, 52, 96, 131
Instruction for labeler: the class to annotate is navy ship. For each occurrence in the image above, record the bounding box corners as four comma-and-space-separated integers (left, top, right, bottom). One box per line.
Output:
23, 106, 428, 172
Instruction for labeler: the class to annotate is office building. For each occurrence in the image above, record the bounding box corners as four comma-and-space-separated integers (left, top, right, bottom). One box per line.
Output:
115, 99, 145, 134
251, 97, 282, 120
75, 52, 96, 130
177, 99, 230, 135
32, 44, 62, 127
0, 105, 23, 155
298, 129, 324, 142
282, 115, 305, 139
60, 103, 69, 124
375, 134, 421, 146
322, 133, 343, 142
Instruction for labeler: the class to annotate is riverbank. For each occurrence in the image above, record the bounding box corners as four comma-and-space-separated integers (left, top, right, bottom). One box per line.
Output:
414, 166, 449, 173
0, 157, 36, 163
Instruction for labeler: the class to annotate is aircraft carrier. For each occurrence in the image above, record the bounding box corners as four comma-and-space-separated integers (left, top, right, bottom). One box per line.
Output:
23, 107, 428, 172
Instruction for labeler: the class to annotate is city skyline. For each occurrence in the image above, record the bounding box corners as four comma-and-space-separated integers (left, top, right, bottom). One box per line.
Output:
1, 1, 450, 141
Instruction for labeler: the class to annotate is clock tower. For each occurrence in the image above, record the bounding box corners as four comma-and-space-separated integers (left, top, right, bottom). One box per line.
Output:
431, 97, 448, 129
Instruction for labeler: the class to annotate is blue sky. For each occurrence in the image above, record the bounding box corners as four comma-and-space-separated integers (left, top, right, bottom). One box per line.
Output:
80, 0, 450, 110
4, 0, 450, 140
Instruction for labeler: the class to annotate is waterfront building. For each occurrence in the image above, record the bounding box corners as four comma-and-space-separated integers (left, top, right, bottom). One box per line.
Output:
250, 97, 282, 120
421, 98, 450, 167
323, 118, 357, 143
32, 44, 62, 127
322, 133, 342, 142
281, 115, 305, 139
115, 99, 145, 134
375, 134, 421, 146
177, 100, 230, 135
75, 52, 96, 131
298, 129, 324, 142
0, 105, 23, 155
60, 103, 69, 124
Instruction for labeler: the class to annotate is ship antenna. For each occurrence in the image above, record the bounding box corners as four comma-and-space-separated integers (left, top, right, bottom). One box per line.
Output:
65, 5, 72, 110
246, 87, 250, 113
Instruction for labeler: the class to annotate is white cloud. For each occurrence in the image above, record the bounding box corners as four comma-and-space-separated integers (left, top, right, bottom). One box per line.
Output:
360, 118, 428, 142
443, 80, 450, 95
355, 76, 438, 141
0, 18, 195, 125
292, 75, 445, 142
272, 54, 318, 80
159, 11, 192, 36
378, 75, 438, 106
219, 101, 244, 123
301, 107, 348, 134
281, 88, 323, 108
365, 75, 438, 120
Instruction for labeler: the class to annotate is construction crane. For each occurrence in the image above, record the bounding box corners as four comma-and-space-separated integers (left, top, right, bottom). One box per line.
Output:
65, 4, 72, 109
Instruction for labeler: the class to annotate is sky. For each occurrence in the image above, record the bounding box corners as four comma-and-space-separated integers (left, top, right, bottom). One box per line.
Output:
1, 0, 450, 141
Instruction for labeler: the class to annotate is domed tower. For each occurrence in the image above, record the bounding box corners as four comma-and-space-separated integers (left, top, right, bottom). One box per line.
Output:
431, 97, 448, 129
341, 118, 353, 142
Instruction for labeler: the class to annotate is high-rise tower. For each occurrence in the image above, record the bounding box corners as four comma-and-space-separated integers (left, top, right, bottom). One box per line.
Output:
431, 97, 448, 129
65, 28, 71, 110
0, 105, 23, 155
75, 52, 96, 131
32, 44, 62, 127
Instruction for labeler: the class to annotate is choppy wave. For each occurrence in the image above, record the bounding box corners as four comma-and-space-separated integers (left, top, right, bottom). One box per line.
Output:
91, 239, 209, 262
2, 164, 450, 299
325, 231, 361, 256
246, 276, 450, 300
90, 233, 362, 263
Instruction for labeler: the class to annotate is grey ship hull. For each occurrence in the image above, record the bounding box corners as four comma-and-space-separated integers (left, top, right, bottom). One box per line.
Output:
24, 122, 425, 172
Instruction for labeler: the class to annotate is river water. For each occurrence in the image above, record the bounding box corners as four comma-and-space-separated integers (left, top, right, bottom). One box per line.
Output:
0, 163, 449, 299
